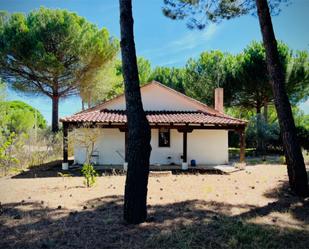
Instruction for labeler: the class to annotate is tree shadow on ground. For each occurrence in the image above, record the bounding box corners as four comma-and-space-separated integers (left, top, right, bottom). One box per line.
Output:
235, 178, 309, 225
11, 161, 128, 179
1, 192, 308, 249
11, 162, 227, 179
11, 160, 74, 178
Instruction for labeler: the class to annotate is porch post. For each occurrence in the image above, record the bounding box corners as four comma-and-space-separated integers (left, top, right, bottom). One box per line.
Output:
62, 122, 69, 170
239, 128, 246, 163
125, 131, 128, 162
182, 130, 188, 170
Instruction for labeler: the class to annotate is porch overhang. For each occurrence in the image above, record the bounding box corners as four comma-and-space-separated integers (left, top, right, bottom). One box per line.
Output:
60, 110, 247, 166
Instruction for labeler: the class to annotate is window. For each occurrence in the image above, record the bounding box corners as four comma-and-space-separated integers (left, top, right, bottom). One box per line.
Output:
158, 128, 170, 147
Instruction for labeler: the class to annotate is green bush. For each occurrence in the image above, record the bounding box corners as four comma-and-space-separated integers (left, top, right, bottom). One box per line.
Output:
81, 163, 98, 187
3, 101, 47, 133
279, 155, 286, 164
0, 132, 19, 175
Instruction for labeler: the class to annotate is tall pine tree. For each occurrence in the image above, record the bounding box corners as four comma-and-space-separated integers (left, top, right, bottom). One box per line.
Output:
162, 0, 308, 196
119, 0, 152, 224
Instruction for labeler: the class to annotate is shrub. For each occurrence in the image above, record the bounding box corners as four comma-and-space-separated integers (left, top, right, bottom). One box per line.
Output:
0, 128, 63, 176
81, 163, 98, 187
279, 155, 286, 164
0, 132, 19, 175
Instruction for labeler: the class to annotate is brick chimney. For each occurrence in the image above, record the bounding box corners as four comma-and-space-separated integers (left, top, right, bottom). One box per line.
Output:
214, 88, 224, 113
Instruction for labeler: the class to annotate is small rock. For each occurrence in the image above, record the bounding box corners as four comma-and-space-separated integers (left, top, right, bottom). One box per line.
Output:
235, 193, 238, 195
28, 196, 31, 199
156, 179, 160, 183
83, 206, 87, 210
147, 216, 155, 222
160, 188, 163, 191
41, 242, 49, 249
69, 194, 72, 197
251, 186, 255, 189
41, 201, 44, 204
91, 205, 95, 208
14, 214, 22, 219
113, 187, 116, 189
160, 197, 163, 200
57, 205, 62, 209
149, 197, 152, 199
59, 195, 62, 198
272, 218, 277, 223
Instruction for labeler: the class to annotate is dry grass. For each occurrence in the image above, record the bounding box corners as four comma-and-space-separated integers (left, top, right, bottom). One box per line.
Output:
0, 164, 308, 249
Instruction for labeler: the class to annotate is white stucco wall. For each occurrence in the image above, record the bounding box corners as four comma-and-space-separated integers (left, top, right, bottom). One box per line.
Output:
74, 128, 228, 166
150, 129, 183, 165
188, 130, 229, 165
104, 83, 202, 111
74, 128, 125, 165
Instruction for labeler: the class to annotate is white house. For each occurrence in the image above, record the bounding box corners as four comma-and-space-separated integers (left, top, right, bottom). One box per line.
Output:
60, 81, 246, 169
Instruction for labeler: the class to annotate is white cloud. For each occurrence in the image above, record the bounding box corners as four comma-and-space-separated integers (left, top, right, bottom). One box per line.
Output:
141, 23, 219, 58
171, 23, 218, 50
160, 58, 184, 66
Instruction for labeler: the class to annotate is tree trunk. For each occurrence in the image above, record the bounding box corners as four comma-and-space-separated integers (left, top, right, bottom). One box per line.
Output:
256, 104, 261, 115
263, 99, 268, 123
52, 95, 59, 132
256, 0, 308, 197
256, 104, 263, 155
88, 94, 92, 109
119, 0, 152, 224
82, 100, 85, 111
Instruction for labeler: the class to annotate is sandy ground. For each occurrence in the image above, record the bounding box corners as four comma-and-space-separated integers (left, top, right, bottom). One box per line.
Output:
0, 164, 308, 249
0, 165, 286, 209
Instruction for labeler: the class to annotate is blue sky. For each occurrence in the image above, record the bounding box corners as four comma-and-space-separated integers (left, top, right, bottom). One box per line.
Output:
1, 0, 308, 123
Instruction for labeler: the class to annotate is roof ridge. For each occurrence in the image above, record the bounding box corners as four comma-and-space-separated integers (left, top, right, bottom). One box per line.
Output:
74, 82, 155, 115
150, 81, 220, 115
65, 81, 246, 124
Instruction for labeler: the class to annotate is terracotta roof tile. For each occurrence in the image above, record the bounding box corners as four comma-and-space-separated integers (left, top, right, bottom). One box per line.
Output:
60, 110, 246, 126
